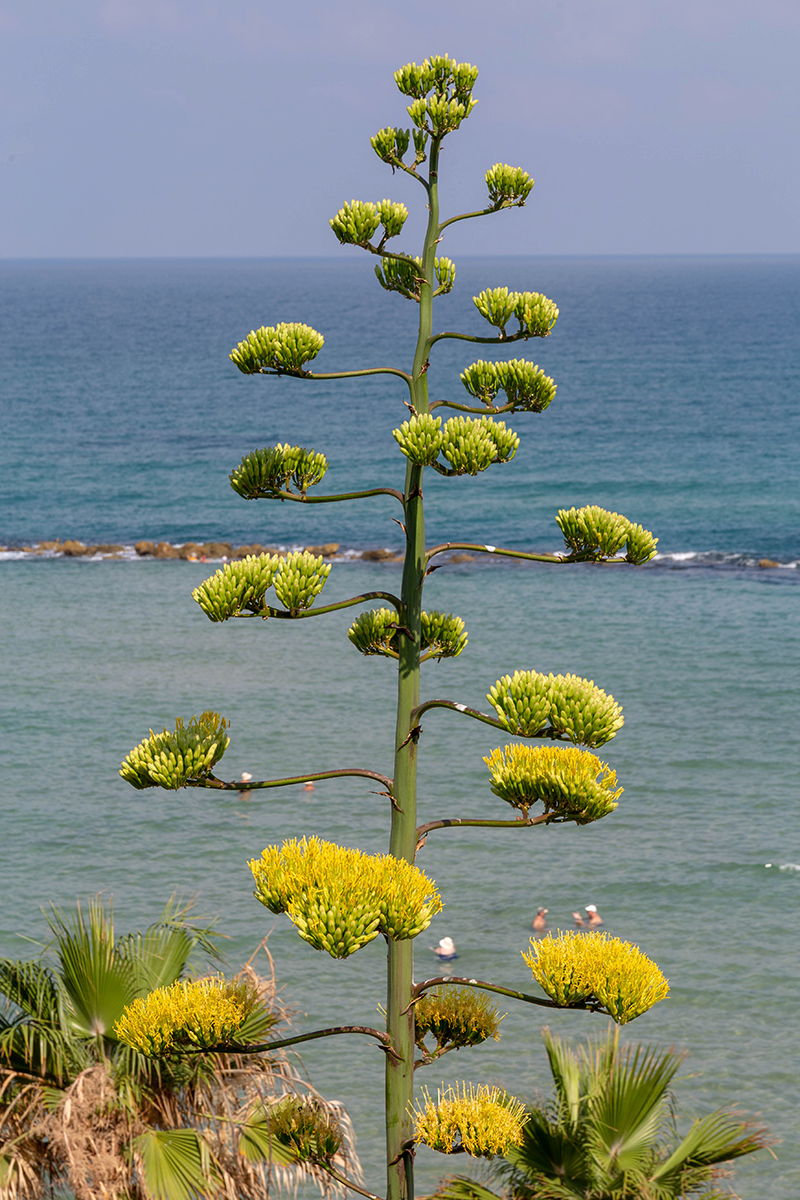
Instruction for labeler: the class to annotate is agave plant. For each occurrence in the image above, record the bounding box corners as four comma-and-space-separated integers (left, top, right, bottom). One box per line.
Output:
430, 1026, 768, 1200
0, 897, 359, 1200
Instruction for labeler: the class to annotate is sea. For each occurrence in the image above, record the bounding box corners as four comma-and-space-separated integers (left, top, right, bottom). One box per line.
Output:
1, 255, 798, 1198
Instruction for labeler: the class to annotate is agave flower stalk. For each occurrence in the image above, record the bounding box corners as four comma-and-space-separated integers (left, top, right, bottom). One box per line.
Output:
119, 54, 663, 1200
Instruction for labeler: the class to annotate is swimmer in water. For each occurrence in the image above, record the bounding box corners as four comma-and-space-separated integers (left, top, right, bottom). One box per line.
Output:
585, 904, 603, 926
431, 936, 457, 961
532, 907, 548, 930
239, 771, 253, 801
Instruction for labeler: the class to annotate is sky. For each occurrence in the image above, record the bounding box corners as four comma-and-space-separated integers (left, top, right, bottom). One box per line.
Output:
2, 0, 799, 257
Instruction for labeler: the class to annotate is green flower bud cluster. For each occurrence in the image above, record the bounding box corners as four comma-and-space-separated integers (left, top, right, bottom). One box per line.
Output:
374, 255, 455, 301
392, 413, 443, 464
483, 744, 622, 823
371, 125, 411, 162
392, 55, 479, 138
115, 976, 256, 1056
485, 163, 533, 209
421, 610, 468, 660
347, 607, 401, 657
229, 444, 328, 499
329, 199, 380, 245
370, 125, 427, 169
120, 712, 230, 790
413, 1083, 525, 1157
473, 288, 559, 338
248, 1097, 344, 1166
249, 836, 443, 959
273, 551, 331, 614
556, 506, 659, 563
461, 359, 556, 413
329, 198, 408, 246
414, 986, 504, 1055
192, 554, 279, 622
394, 55, 479, 103
347, 607, 467, 661
625, 521, 660, 565
230, 323, 324, 375
523, 931, 669, 1024
487, 670, 624, 747
407, 93, 477, 136
440, 416, 519, 474
392, 413, 519, 473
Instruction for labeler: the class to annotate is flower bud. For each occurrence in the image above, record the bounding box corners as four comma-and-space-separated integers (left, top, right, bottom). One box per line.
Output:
120, 712, 230, 790
485, 163, 533, 208
484, 743, 622, 822
192, 553, 280, 621
495, 360, 557, 412
329, 199, 380, 246
392, 413, 443, 465
273, 551, 331, 614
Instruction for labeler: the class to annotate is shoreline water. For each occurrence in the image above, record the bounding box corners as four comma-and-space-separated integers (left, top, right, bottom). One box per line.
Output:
0, 539, 797, 571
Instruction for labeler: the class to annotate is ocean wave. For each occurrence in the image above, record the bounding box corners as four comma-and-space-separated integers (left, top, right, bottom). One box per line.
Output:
1, 541, 797, 571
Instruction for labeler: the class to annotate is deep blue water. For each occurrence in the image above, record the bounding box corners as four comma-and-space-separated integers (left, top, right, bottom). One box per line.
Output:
1, 257, 798, 1198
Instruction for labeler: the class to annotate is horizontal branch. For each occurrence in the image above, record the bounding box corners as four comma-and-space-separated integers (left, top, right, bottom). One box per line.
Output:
252, 365, 413, 388
235, 592, 404, 622
426, 542, 563, 565
416, 813, 551, 840
429, 328, 537, 349
220, 1024, 395, 1057
429, 400, 515, 415
411, 975, 603, 1014
410, 697, 567, 741
191, 767, 394, 794
438, 206, 496, 231
260, 487, 405, 507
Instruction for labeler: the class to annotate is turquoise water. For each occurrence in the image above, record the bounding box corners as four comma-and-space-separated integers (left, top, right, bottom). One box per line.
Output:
1, 257, 799, 1197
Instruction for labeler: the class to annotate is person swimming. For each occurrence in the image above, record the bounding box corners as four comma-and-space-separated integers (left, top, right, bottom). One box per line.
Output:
431, 936, 458, 961
532, 907, 548, 930
585, 904, 603, 926
239, 771, 253, 801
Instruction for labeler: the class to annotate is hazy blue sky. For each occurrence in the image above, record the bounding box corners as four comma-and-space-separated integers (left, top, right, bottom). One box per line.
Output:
2, 0, 799, 257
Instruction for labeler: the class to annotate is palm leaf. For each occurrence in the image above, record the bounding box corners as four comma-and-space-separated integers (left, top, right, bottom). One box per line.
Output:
587, 1036, 683, 1176
0, 960, 82, 1083
541, 1028, 583, 1130
46, 900, 137, 1042
135, 1128, 221, 1200
653, 1108, 769, 1180
428, 1176, 505, 1200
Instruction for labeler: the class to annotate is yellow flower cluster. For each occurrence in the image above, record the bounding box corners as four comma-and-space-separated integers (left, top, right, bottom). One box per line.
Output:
483, 744, 622, 823
114, 976, 254, 1056
523, 932, 669, 1025
413, 1083, 526, 1157
249, 837, 443, 959
414, 986, 505, 1053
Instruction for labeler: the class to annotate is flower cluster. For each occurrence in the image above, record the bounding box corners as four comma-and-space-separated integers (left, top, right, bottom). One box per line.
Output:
487, 671, 624, 747
483, 744, 622, 823
413, 1083, 526, 1157
229, 323, 324, 375
249, 837, 443, 958
523, 931, 670, 1024
115, 976, 255, 1055
556, 505, 659, 564
414, 986, 504, 1055
119, 712, 230, 790
229, 444, 328, 499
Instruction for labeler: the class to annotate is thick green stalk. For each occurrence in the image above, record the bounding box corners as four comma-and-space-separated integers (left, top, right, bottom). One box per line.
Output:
385, 136, 442, 1200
